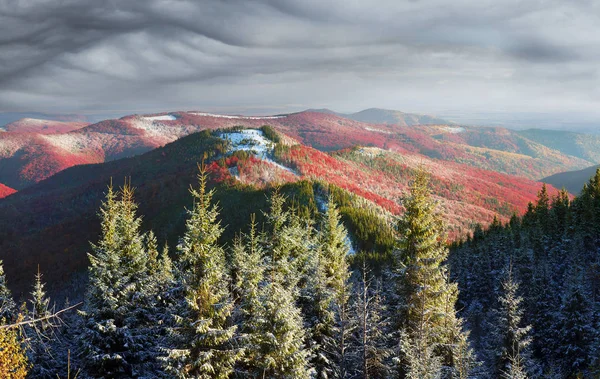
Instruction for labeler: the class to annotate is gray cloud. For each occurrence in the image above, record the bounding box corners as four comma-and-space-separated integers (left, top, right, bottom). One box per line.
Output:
0, 0, 599, 121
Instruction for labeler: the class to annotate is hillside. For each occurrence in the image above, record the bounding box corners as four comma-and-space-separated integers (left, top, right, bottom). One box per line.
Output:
0, 183, 15, 198
517, 128, 600, 163
1, 109, 596, 191
312, 107, 452, 126
3, 118, 89, 134
542, 164, 600, 194
0, 127, 557, 296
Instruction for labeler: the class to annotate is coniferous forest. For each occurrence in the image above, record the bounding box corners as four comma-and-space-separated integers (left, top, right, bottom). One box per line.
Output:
0, 165, 599, 378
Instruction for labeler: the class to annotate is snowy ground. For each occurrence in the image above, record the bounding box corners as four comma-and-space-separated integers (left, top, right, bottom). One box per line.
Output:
365, 126, 392, 134
142, 114, 177, 121
444, 126, 466, 133
218, 129, 297, 175
191, 112, 286, 120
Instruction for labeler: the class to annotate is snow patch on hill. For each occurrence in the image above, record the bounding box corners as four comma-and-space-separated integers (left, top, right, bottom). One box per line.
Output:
0, 139, 22, 156
365, 126, 392, 134
191, 112, 286, 120
444, 126, 466, 133
41, 134, 88, 154
131, 118, 190, 142
218, 129, 297, 175
142, 115, 176, 121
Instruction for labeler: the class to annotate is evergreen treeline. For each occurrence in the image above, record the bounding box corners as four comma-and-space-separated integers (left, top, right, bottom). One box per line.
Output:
450, 171, 600, 378
3, 165, 598, 378
0, 167, 480, 378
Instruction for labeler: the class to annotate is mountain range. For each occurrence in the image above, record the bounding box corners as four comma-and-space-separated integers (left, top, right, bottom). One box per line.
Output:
543, 163, 600, 194
2, 108, 599, 192
1, 107, 598, 296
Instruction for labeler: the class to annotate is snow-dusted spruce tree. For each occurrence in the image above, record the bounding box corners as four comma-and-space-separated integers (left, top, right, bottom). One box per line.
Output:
0, 260, 16, 322
239, 191, 310, 378
393, 170, 474, 378
251, 279, 311, 378
399, 328, 442, 379
489, 267, 532, 379
163, 166, 240, 378
310, 195, 353, 378
556, 274, 595, 378
230, 216, 265, 375
80, 181, 164, 377
24, 267, 54, 378
29, 268, 51, 324
351, 262, 392, 378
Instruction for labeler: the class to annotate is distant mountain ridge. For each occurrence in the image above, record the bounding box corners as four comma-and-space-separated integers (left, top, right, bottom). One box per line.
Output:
3, 118, 89, 134
2, 109, 600, 192
0, 112, 88, 127
309, 107, 452, 126
543, 164, 600, 194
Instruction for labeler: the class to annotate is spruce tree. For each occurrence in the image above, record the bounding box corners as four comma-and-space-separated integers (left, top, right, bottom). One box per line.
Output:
241, 192, 311, 378
398, 329, 442, 379
351, 262, 391, 378
29, 267, 51, 324
310, 195, 353, 378
394, 170, 473, 376
250, 280, 311, 378
80, 180, 163, 377
0, 260, 16, 322
490, 267, 532, 378
164, 166, 240, 378
25, 267, 54, 378
230, 216, 265, 375
556, 276, 594, 377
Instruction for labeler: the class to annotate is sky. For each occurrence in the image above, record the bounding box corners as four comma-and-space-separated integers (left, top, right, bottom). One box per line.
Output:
1, 0, 599, 126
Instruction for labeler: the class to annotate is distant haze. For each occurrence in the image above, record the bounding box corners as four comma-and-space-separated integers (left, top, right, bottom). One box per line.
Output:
1, 1, 599, 131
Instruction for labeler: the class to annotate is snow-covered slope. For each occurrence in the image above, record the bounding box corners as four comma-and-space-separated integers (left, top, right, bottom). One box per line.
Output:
218, 129, 297, 176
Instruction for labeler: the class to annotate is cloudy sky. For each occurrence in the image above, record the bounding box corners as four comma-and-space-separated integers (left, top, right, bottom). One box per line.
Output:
1, 0, 599, 123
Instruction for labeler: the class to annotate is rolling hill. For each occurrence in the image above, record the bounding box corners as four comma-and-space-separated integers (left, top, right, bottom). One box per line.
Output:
2, 118, 89, 134
1, 108, 598, 193
542, 164, 600, 194
0, 126, 558, 297
311, 107, 452, 126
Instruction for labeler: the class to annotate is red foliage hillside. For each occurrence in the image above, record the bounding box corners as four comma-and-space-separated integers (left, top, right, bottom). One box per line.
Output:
3, 118, 89, 134
268, 144, 559, 237
0, 110, 591, 191
0, 183, 16, 199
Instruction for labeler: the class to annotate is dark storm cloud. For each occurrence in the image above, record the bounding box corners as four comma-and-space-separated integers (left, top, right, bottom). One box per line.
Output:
0, 0, 598, 116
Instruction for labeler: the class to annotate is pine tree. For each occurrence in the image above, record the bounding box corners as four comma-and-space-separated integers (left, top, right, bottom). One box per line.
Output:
0, 260, 16, 322
351, 262, 391, 379
25, 267, 54, 378
164, 166, 240, 378
29, 266, 51, 324
556, 276, 594, 377
250, 280, 311, 378
490, 267, 532, 378
239, 192, 311, 378
310, 195, 353, 378
394, 170, 473, 376
398, 329, 442, 379
230, 216, 265, 375
80, 180, 163, 377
